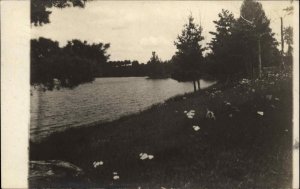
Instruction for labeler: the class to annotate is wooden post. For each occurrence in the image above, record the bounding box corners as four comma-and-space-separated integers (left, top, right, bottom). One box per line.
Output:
281, 17, 284, 54
193, 80, 196, 92
197, 80, 200, 90
258, 37, 262, 78
281, 17, 285, 69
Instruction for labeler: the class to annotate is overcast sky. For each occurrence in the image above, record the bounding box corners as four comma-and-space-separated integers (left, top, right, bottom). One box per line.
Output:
31, 1, 294, 63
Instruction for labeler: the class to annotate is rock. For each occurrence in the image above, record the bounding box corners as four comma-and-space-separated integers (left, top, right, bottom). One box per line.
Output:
29, 160, 85, 187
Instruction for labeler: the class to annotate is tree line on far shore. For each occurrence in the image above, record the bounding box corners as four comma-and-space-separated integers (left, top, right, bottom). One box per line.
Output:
31, 0, 294, 91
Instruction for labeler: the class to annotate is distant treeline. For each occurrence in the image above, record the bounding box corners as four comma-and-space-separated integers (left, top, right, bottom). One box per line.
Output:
31, 38, 173, 87
31, 0, 293, 91
102, 54, 173, 78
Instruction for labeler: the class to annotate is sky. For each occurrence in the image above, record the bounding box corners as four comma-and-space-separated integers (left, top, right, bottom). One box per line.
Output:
31, 1, 295, 63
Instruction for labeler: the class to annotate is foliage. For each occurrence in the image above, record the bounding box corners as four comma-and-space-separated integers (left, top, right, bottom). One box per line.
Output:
31, 37, 110, 89
147, 52, 169, 78
31, 0, 285, 89
31, 0, 87, 26
283, 6, 294, 16
239, 0, 281, 69
172, 15, 205, 82
208, 9, 243, 82
207, 0, 281, 81
103, 56, 173, 78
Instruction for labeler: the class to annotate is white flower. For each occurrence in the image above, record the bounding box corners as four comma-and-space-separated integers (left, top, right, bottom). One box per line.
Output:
139, 153, 154, 160
113, 175, 120, 180
93, 161, 104, 168
140, 153, 148, 160
257, 111, 264, 116
187, 115, 193, 119
193, 126, 200, 131
225, 101, 231, 106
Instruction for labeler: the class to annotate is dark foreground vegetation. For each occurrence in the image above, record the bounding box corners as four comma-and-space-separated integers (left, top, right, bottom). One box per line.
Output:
30, 68, 293, 188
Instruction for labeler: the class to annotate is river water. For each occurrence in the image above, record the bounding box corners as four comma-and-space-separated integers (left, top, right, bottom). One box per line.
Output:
30, 77, 215, 141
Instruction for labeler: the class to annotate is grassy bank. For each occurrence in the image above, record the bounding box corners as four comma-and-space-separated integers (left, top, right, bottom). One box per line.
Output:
30, 69, 293, 188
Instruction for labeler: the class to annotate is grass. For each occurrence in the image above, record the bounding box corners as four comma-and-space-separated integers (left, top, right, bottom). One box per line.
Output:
30, 69, 293, 188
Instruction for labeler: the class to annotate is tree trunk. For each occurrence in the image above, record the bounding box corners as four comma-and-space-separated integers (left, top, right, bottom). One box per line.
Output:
193, 80, 196, 92
225, 75, 230, 85
197, 80, 200, 90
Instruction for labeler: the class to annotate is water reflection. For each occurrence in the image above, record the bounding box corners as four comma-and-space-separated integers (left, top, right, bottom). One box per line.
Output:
31, 77, 215, 140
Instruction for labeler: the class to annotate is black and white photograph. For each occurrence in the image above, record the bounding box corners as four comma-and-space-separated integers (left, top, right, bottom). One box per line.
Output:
1, 0, 299, 188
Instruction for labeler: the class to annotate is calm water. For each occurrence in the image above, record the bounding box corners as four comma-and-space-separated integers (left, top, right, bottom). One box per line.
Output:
31, 77, 215, 140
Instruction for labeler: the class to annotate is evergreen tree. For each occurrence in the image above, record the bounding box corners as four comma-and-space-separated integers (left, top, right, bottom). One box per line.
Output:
147, 52, 166, 78
237, 0, 280, 78
208, 9, 243, 82
172, 15, 205, 92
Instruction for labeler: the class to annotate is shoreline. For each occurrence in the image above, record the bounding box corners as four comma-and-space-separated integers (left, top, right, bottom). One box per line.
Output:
30, 79, 217, 143
30, 70, 293, 188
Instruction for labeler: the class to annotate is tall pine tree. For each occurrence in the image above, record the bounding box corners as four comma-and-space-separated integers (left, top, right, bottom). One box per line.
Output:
208, 9, 243, 83
172, 15, 205, 92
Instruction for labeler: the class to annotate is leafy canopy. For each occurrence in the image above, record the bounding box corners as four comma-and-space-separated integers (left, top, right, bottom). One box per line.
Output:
31, 37, 110, 90
31, 0, 87, 26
